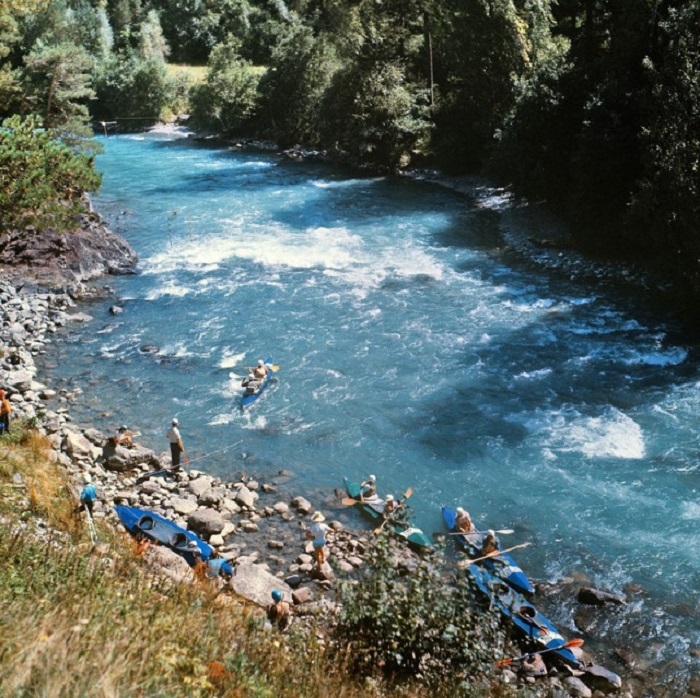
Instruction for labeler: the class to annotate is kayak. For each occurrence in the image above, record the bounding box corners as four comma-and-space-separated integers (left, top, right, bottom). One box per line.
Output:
467, 562, 580, 667
241, 356, 275, 410
343, 478, 433, 552
114, 504, 233, 576
442, 506, 534, 595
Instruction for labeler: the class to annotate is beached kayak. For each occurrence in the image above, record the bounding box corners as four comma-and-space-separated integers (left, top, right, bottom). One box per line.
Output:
467, 562, 580, 667
114, 504, 233, 576
343, 478, 433, 551
442, 506, 534, 595
241, 357, 275, 409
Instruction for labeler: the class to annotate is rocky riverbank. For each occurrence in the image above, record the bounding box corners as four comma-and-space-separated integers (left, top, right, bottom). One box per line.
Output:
0, 203, 642, 698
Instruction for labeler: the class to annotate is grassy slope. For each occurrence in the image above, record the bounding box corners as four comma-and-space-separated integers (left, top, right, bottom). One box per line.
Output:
0, 425, 371, 698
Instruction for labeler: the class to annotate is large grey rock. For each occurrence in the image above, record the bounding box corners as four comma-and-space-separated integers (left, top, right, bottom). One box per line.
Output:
6, 369, 33, 391
564, 677, 592, 698
142, 545, 194, 584
577, 587, 626, 606
171, 497, 199, 515
229, 562, 292, 607
63, 430, 99, 459
291, 496, 312, 514
581, 665, 622, 694
188, 508, 225, 535
189, 476, 213, 497
235, 485, 258, 509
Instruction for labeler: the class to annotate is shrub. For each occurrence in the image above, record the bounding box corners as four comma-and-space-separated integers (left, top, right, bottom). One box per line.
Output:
0, 114, 101, 233
333, 531, 507, 694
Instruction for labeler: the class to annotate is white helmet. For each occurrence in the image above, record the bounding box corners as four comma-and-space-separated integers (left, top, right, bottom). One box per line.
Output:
83, 473, 92, 484
369, 474, 376, 482
172, 418, 179, 425
456, 507, 465, 515
385, 494, 394, 502
488, 529, 495, 537
258, 359, 264, 366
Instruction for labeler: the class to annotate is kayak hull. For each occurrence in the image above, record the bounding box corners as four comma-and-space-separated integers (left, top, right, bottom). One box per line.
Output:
114, 504, 233, 576
467, 563, 580, 667
442, 506, 534, 595
241, 356, 274, 410
343, 478, 433, 551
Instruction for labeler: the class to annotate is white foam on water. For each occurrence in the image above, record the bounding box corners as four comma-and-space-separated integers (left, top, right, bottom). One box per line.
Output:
621, 346, 687, 367
515, 368, 553, 380
144, 279, 196, 300
681, 501, 700, 520
219, 349, 246, 369
311, 176, 384, 189
545, 407, 645, 459
208, 413, 236, 426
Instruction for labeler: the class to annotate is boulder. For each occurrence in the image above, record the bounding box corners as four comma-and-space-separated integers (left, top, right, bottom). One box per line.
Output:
235, 485, 258, 509
142, 545, 194, 585
188, 508, 225, 535
581, 665, 622, 694
292, 587, 313, 605
229, 562, 292, 607
171, 497, 199, 515
564, 677, 592, 698
577, 587, 626, 606
63, 430, 99, 459
291, 496, 312, 514
189, 476, 213, 498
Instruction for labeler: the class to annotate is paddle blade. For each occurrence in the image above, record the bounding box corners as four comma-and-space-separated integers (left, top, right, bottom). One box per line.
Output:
403, 486, 414, 500
269, 364, 280, 372
341, 497, 359, 506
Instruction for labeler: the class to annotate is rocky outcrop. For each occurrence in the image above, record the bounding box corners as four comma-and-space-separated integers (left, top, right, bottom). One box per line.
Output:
0, 208, 137, 288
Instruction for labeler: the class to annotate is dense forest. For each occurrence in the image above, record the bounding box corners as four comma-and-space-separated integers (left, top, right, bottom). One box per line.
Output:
2, 0, 700, 304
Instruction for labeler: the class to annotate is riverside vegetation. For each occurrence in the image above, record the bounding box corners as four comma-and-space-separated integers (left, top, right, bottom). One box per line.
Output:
0, 423, 537, 698
3, 0, 700, 309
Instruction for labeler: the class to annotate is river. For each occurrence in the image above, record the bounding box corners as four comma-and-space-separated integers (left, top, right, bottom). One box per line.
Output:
38, 129, 699, 690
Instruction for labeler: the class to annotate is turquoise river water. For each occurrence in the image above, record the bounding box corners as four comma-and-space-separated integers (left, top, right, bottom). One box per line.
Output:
37, 130, 699, 691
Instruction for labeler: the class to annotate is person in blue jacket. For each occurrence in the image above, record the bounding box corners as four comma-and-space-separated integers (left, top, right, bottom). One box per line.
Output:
80, 473, 97, 515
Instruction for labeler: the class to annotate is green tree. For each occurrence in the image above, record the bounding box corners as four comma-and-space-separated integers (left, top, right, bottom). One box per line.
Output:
257, 24, 339, 146
23, 41, 95, 138
0, 114, 102, 233
94, 52, 174, 123
138, 8, 169, 62
188, 38, 260, 135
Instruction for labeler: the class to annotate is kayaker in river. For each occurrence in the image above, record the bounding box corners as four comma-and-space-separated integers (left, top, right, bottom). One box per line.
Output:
383, 494, 407, 524
359, 474, 377, 500
455, 507, 474, 533
480, 529, 500, 557
252, 359, 268, 379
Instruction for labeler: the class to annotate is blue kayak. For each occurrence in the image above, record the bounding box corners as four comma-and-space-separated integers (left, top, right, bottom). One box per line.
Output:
442, 506, 534, 595
467, 563, 580, 667
114, 504, 233, 576
344, 478, 433, 552
241, 356, 275, 410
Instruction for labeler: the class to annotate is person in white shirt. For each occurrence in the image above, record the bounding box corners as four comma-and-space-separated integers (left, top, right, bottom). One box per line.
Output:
166, 418, 185, 467
306, 511, 330, 566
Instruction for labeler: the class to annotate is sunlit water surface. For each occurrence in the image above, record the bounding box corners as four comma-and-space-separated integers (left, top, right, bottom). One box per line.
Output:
38, 131, 700, 689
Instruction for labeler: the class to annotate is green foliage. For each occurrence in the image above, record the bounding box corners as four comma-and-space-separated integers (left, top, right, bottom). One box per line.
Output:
188, 38, 260, 135
0, 114, 101, 233
23, 40, 95, 138
334, 532, 505, 691
257, 25, 339, 146
94, 51, 174, 122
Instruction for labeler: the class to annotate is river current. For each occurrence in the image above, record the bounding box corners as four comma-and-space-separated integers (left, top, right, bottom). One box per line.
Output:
38, 130, 698, 687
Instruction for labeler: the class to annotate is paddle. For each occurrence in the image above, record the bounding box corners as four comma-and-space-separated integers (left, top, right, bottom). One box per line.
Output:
448, 528, 515, 536
341, 497, 359, 506
457, 542, 531, 567
245, 364, 280, 372
85, 506, 99, 545
372, 487, 414, 535
495, 638, 584, 667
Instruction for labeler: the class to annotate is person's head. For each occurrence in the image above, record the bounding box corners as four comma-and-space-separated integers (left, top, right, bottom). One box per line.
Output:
172, 418, 179, 426
271, 589, 283, 602
385, 494, 394, 503
258, 359, 264, 367
368, 474, 376, 482
456, 507, 465, 515
83, 473, 92, 484
487, 529, 495, 538
119, 425, 128, 432
311, 511, 326, 523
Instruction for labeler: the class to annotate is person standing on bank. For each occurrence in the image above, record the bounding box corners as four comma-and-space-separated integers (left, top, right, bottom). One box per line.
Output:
166, 418, 186, 467
80, 473, 97, 515
306, 511, 330, 567
0, 389, 12, 435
